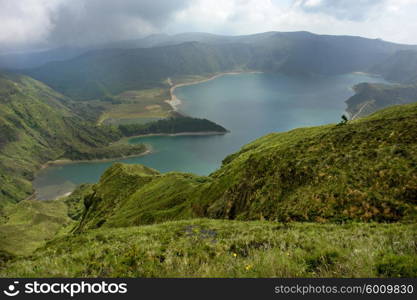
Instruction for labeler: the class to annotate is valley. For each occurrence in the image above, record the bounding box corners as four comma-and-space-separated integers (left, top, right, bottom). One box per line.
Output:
0, 30, 417, 278
33, 72, 386, 200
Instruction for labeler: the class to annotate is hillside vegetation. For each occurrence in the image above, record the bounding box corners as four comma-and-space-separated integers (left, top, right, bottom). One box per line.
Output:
0, 199, 73, 256
72, 103, 417, 232
1, 103, 416, 277
1, 219, 416, 277
0, 73, 146, 206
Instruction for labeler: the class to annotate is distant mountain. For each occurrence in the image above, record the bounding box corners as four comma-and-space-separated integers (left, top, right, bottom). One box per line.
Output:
0, 73, 146, 206
0, 32, 276, 70
0, 47, 87, 70
346, 50, 417, 118
23, 31, 417, 101
25, 42, 255, 100
118, 114, 228, 136
371, 50, 417, 84
345, 82, 417, 119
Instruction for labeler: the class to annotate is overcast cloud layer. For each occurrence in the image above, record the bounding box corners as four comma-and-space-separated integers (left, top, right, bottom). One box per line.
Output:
1, 0, 417, 53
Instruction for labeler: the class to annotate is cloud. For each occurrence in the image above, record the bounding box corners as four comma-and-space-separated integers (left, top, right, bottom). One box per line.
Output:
169, 0, 417, 44
0, 0, 60, 51
1, 0, 417, 53
293, 0, 386, 21
47, 0, 192, 46
0, 0, 191, 51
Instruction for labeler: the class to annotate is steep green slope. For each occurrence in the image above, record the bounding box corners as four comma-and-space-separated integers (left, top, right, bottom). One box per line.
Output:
0, 73, 146, 206
24, 32, 415, 101
345, 83, 417, 119
73, 103, 417, 232
26, 42, 255, 100
1, 219, 416, 277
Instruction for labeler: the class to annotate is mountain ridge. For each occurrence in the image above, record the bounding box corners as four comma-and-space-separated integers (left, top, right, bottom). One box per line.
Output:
22, 31, 417, 101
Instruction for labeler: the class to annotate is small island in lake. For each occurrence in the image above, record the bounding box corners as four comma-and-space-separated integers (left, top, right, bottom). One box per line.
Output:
118, 112, 228, 137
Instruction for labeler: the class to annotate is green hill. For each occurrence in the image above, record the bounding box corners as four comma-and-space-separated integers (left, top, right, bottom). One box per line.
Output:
71, 103, 417, 233
1, 103, 417, 277
0, 199, 72, 256
0, 73, 146, 206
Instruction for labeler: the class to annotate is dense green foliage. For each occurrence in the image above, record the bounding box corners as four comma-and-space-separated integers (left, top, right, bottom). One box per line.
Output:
72, 103, 417, 232
346, 83, 417, 119
0, 73, 146, 206
119, 115, 227, 136
1, 219, 416, 277
24, 32, 416, 100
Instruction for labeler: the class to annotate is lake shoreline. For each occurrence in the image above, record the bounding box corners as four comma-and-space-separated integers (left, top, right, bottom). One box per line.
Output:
32, 149, 153, 200
38, 149, 152, 169
165, 70, 263, 111
33, 129, 226, 200
125, 130, 228, 140
33, 71, 386, 201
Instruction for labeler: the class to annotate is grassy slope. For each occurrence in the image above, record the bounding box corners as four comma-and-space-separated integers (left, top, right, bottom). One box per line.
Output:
1, 103, 417, 277
0, 199, 73, 256
74, 103, 417, 232
1, 219, 416, 277
0, 73, 146, 205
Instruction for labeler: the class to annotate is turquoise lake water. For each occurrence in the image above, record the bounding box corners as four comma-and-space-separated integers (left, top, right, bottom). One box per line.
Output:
33, 72, 387, 200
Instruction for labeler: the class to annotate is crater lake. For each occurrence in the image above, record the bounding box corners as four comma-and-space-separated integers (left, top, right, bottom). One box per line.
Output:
33, 72, 387, 200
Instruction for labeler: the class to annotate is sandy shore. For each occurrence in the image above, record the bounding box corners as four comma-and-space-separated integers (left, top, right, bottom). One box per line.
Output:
165, 71, 263, 111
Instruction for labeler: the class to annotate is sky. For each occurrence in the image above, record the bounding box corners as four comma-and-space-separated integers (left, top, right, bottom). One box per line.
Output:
1, 0, 417, 53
